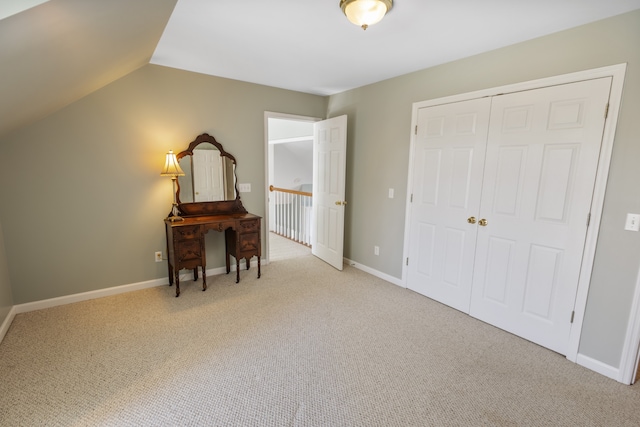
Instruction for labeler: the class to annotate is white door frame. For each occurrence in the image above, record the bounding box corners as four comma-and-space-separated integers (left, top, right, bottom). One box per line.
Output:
264, 112, 322, 264
619, 266, 640, 384
402, 64, 627, 374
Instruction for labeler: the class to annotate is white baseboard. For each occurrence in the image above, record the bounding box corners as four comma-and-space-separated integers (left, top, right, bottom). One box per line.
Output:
14, 277, 169, 314
576, 353, 620, 382
0, 306, 17, 344
343, 257, 404, 288
13, 261, 260, 315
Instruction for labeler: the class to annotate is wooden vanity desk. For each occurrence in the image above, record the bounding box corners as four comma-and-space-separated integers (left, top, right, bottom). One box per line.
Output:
164, 133, 261, 297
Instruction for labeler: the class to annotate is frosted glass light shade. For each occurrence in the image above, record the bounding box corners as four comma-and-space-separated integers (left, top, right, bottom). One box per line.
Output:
160, 150, 185, 176
340, 0, 392, 30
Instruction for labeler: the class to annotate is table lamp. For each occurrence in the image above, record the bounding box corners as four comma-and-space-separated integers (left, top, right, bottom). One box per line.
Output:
161, 150, 185, 221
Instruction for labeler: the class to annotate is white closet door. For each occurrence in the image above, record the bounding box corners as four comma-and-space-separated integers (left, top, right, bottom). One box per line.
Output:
406, 98, 491, 312
469, 78, 612, 355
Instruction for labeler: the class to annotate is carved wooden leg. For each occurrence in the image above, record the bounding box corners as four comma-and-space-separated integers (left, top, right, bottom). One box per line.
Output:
202, 266, 207, 291
246, 258, 250, 270
193, 268, 199, 281
236, 258, 240, 283
174, 270, 180, 297
168, 263, 174, 286
257, 257, 261, 279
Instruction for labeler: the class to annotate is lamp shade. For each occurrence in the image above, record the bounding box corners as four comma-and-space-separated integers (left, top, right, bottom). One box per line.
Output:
160, 150, 185, 176
340, 0, 392, 30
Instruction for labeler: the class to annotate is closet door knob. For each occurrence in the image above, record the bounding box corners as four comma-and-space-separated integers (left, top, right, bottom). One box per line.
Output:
479, 218, 488, 226
467, 216, 477, 224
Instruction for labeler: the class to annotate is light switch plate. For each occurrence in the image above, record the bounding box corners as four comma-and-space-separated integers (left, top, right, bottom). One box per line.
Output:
624, 213, 640, 231
238, 183, 251, 193
388, 188, 394, 199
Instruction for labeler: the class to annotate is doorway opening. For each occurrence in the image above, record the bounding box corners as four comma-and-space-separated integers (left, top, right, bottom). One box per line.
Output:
264, 112, 319, 262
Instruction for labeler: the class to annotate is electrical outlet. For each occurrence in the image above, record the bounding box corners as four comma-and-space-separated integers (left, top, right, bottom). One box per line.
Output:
374, 245, 380, 256
388, 188, 394, 199
155, 251, 163, 262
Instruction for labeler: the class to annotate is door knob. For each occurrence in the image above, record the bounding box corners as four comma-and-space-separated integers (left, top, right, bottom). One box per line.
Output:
335, 201, 347, 206
479, 218, 488, 226
467, 216, 476, 224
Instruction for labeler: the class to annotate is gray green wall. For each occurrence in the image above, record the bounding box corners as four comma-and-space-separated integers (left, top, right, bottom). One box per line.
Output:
326, 10, 640, 369
0, 65, 326, 303
0, 220, 13, 323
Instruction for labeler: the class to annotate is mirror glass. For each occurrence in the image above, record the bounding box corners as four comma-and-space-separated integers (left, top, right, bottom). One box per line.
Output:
176, 142, 237, 204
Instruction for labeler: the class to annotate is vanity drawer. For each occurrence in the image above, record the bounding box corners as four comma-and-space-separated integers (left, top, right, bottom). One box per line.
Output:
177, 240, 203, 264
239, 232, 260, 253
174, 225, 201, 240
239, 219, 260, 233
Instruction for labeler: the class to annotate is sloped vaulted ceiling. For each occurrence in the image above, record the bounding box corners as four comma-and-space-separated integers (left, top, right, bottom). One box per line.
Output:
0, 0, 177, 138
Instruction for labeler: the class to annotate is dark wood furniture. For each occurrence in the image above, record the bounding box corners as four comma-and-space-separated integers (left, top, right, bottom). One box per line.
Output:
164, 133, 261, 297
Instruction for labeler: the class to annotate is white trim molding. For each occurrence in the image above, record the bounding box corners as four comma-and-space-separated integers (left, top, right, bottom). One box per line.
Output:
618, 265, 640, 384
14, 277, 167, 314
0, 306, 17, 344
565, 64, 626, 364
576, 353, 619, 382
344, 257, 404, 288
7, 259, 261, 317
263, 111, 322, 265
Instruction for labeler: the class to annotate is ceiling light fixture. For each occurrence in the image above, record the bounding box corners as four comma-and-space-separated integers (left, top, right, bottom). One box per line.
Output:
340, 0, 392, 30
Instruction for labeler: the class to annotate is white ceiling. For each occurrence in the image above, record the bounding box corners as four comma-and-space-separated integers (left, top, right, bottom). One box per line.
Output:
151, 0, 640, 96
0, 0, 50, 20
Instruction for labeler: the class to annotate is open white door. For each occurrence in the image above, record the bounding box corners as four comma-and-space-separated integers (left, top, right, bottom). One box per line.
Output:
312, 115, 347, 270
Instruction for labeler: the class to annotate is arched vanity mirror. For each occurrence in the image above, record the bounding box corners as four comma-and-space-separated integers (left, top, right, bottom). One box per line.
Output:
177, 139, 236, 203
174, 133, 246, 216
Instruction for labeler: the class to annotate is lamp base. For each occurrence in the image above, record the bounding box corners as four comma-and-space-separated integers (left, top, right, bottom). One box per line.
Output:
167, 201, 183, 221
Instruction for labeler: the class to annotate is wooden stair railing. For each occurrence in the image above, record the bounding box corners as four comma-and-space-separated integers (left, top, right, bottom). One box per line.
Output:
269, 185, 313, 246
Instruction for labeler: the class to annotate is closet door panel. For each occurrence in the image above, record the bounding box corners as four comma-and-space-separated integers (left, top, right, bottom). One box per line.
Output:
470, 77, 612, 355
406, 98, 491, 312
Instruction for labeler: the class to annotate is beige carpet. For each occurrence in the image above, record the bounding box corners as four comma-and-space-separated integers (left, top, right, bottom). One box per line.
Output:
1, 254, 639, 426
269, 232, 311, 261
